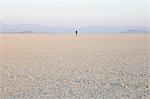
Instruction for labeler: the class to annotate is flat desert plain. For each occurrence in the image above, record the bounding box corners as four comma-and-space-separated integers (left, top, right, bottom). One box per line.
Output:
0, 34, 150, 99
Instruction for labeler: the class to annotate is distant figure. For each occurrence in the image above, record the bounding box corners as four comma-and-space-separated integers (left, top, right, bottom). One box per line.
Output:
75, 30, 78, 36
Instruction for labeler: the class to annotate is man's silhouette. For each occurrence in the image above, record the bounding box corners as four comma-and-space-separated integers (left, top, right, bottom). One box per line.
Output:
75, 30, 78, 36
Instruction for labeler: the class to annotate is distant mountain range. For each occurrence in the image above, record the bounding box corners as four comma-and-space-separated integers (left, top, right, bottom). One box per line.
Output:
0, 23, 149, 34
121, 29, 149, 33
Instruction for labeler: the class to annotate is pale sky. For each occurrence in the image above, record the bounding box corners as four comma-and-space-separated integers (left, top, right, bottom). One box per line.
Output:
0, 0, 149, 27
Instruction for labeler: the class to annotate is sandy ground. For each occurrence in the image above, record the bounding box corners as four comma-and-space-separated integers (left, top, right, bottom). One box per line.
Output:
0, 34, 150, 99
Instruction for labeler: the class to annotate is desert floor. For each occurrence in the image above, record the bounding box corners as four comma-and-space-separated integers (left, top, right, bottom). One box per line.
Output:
0, 34, 150, 99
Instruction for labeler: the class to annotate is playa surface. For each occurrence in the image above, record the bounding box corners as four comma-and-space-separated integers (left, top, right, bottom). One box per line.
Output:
0, 34, 150, 98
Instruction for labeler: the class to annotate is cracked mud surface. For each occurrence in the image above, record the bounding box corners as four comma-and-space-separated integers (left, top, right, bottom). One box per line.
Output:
0, 34, 150, 99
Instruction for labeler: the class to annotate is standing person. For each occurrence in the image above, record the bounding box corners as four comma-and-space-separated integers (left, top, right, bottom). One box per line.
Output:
75, 30, 78, 36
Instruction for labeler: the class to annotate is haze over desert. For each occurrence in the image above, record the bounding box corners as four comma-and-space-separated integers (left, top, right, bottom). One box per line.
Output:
0, 0, 149, 98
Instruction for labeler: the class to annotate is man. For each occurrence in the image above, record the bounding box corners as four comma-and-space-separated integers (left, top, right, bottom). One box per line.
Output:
75, 30, 78, 36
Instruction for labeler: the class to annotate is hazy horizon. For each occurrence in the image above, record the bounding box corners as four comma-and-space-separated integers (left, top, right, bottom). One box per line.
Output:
0, 1, 150, 98
0, 23, 149, 33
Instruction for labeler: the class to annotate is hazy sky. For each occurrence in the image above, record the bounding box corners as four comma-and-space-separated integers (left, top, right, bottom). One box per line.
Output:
0, 0, 149, 27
